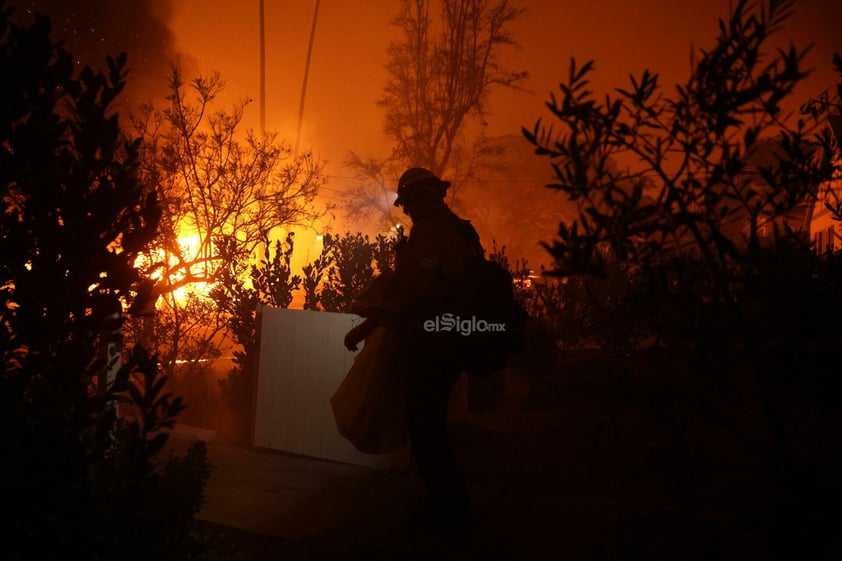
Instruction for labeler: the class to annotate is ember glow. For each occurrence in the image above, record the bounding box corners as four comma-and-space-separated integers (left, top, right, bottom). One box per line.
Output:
130, 225, 211, 306
171, 230, 212, 304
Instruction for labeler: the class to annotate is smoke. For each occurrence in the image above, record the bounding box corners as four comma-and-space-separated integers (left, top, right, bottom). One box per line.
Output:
15, 0, 181, 106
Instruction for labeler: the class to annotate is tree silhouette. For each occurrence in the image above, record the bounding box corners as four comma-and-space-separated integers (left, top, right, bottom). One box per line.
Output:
524, 0, 841, 356
524, 0, 834, 298
130, 69, 325, 371
132, 69, 324, 302
342, 0, 526, 226
382, 0, 526, 175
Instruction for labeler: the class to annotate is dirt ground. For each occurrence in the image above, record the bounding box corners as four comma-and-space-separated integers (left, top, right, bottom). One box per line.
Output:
177, 349, 840, 561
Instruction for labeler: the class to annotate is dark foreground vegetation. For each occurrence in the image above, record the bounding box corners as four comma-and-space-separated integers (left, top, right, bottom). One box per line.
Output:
515, 0, 842, 558
1, 4, 211, 559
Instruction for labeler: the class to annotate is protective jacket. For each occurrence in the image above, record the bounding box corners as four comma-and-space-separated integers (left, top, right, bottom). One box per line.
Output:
365, 203, 482, 333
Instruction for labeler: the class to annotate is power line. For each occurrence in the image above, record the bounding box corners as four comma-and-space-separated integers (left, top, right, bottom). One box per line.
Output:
258, 0, 266, 136
295, 0, 321, 155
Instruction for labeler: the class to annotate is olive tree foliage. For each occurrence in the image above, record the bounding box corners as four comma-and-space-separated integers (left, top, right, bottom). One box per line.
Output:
342, 0, 526, 226
524, 4, 842, 548
522, 2, 842, 551
524, 0, 837, 351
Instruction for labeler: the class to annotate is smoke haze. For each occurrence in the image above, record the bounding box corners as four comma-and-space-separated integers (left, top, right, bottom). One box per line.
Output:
16, 0, 180, 105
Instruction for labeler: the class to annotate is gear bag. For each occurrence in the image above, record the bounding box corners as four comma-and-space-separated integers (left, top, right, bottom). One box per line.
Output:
430, 217, 528, 377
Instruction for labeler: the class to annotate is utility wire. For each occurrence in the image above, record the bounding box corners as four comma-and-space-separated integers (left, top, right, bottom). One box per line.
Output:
258, 0, 266, 136
295, 0, 320, 155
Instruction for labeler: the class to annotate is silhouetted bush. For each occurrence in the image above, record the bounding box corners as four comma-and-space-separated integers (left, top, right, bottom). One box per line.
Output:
210, 232, 302, 443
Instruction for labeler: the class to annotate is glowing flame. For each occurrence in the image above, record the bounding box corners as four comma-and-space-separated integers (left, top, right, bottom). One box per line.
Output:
170, 228, 211, 304
132, 223, 214, 308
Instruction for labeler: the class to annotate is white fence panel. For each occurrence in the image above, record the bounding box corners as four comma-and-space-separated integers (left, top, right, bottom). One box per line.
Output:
253, 306, 398, 468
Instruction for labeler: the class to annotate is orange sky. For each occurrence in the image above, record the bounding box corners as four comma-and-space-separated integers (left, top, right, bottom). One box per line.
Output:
22, 0, 840, 194
167, 0, 842, 183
